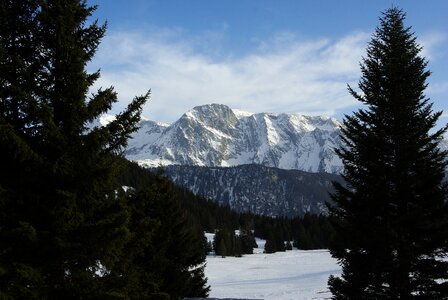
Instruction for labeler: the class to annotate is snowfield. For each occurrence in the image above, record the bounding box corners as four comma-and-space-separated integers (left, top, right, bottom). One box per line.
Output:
205, 240, 341, 300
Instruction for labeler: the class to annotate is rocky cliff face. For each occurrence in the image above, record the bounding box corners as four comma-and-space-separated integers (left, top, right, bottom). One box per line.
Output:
125, 104, 344, 174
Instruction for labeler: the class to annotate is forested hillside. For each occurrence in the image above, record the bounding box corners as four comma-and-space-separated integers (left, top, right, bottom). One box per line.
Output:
162, 164, 343, 217
122, 162, 336, 254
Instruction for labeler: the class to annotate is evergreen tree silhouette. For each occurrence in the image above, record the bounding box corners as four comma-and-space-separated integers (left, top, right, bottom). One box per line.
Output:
328, 8, 448, 299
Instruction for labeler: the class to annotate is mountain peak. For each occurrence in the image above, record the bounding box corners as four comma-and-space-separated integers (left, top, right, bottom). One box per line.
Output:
190, 103, 233, 114
181, 103, 239, 132
125, 103, 344, 173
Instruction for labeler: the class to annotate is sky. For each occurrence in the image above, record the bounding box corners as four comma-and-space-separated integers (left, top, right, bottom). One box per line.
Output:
86, 0, 448, 125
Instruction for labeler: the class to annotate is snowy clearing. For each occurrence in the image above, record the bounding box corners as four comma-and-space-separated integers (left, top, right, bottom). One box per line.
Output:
205, 247, 341, 300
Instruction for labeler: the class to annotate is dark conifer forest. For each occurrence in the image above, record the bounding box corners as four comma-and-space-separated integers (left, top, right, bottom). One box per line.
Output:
122, 161, 337, 254
328, 7, 448, 299
0, 1, 207, 298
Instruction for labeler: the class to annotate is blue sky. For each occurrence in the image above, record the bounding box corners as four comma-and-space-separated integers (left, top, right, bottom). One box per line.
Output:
87, 0, 448, 125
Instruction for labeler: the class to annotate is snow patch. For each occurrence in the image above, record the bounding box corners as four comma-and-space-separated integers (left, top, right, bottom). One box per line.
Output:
206, 249, 340, 300
233, 108, 255, 119
99, 114, 116, 126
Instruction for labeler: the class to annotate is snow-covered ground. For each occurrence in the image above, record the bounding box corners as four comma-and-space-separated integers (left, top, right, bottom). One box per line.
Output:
205, 237, 341, 300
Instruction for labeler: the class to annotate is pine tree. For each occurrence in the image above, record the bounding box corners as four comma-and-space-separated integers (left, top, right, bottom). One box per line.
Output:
0, 4, 45, 298
264, 232, 277, 254
328, 8, 448, 299
214, 229, 231, 257
218, 242, 227, 258
102, 187, 166, 299
233, 236, 243, 257
113, 161, 211, 298
239, 228, 256, 254
274, 225, 286, 252
293, 222, 314, 250
136, 176, 209, 299
0, 0, 148, 298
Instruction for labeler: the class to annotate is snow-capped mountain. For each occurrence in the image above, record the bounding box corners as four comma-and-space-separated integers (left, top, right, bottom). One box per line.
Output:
125, 104, 344, 174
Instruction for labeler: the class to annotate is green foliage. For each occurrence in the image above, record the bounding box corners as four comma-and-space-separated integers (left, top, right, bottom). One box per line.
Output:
218, 229, 255, 257
0, 1, 192, 298
252, 213, 333, 251
328, 7, 448, 299
118, 161, 210, 298
262, 223, 286, 254
214, 229, 230, 257
218, 242, 228, 258
212, 228, 255, 257
263, 233, 277, 254
239, 229, 257, 255
213, 229, 236, 257
138, 176, 209, 299
0, 1, 235, 299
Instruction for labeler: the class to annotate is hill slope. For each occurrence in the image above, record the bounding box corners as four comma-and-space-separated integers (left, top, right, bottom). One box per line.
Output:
162, 164, 343, 217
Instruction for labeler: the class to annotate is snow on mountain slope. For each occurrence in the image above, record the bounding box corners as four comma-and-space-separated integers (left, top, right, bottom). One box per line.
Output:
125, 104, 344, 173
125, 120, 169, 158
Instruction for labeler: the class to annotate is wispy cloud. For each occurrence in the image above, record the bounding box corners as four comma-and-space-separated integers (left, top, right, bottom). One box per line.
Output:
419, 31, 447, 60
89, 28, 446, 123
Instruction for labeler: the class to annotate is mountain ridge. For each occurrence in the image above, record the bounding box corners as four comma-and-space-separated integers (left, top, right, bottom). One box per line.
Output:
125, 103, 344, 173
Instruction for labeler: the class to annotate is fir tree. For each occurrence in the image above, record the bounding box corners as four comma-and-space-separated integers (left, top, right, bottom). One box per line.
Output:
264, 232, 277, 254
137, 176, 209, 299
293, 222, 313, 250
274, 225, 286, 252
218, 242, 227, 258
0, 0, 148, 298
233, 236, 243, 257
214, 229, 231, 257
115, 161, 210, 298
102, 187, 166, 299
239, 228, 256, 255
328, 8, 448, 299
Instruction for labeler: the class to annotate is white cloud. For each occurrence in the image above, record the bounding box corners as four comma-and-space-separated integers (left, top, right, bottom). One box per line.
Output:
89, 29, 372, 123
419, 31, 447, 60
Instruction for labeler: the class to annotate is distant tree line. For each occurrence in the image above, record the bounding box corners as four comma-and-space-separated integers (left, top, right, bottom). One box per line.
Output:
255, 214, 335, 253
123, 162, 337, 256
212, 228, 257, 257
